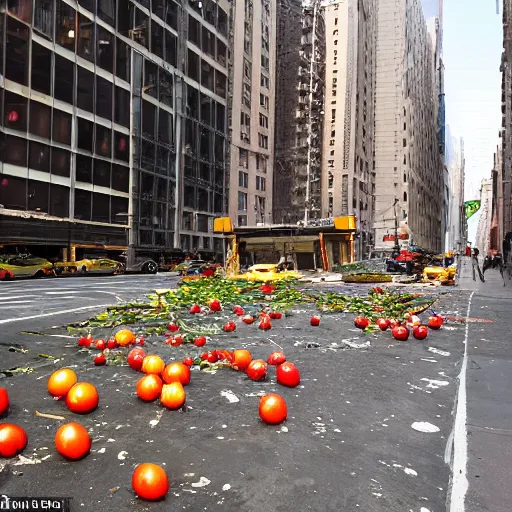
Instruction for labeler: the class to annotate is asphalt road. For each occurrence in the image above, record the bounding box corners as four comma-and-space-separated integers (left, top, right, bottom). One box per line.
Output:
0, 273, 479, 512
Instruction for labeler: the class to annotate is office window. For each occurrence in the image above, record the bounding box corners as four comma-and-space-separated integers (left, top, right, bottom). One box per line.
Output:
258, 134, 268, 149
5, 18, 29, 86
98, 0, 116, 26
8, 0, 32, 23
77, 67, 94, 112
237, 191, 247, 211
33, 0, 54, 39
77, 118, 94, 152
76, 154, 93, 183
166, 1, 178, 29
94, 159, 111, 187
239, 171, 248, 188
112, 163, 129, 192
259, 94, 269, 109
238, 215, 247, 227
165, 30, 177, 67
260, 74, 269, 89
29, 101, 51, 139
51, 147, 71, 177
151, 20, 164, 58
259, 113, 268, 129
96, 76, 113, 120
201, 60, 214, 91
142, 100, 157, 138
114, 131, 129, 162
116, 38, 130, 82
95, 124, 111, 157
92, 192, 111, 222
77, 14, 95, 62
54, 55, 74, 104
133, 8, 149, 49
52, 109, 72, 145
31, 42, 52, 95
215, 70, 226, 98
188, 16, 201, 46
159, 70, 173, 107
4, 91, 28, 131
256, 176, 266, 191
114, 86, 130, 127
96, 26, 114, 73
29, 141, 50, 173
27, 180, 49, 212
216, 40, 227, 66
49, 183, 69, 217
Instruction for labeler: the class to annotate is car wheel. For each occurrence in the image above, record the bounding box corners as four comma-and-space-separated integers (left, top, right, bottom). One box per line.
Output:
143, 261, 158, 274
1, 272, 12, 281
80, 266, 87, 274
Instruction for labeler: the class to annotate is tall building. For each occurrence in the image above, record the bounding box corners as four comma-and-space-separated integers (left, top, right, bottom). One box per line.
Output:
0, 0, 230, 266
501, 0, 512, 253
228, 0, 276, 227
445, 127, 466, 252
321, 0, 377, 260
373, 0, 443, 252
273, 0, 325, 224
476, 177, 493, 256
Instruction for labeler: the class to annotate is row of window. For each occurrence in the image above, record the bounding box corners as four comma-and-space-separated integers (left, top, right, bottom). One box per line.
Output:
237, 191, 267, 212
2, 134, 130, 193
184, 155, 225, 188
187, 50, 227, 99
238, 171, 266, 191
0, 174, 128, 223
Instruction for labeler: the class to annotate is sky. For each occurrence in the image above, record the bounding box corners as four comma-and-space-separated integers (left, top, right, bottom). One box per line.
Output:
441, 0, 503, 243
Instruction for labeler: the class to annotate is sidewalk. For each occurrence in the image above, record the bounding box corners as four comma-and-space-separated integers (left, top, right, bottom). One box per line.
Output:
454, 257, 512, 512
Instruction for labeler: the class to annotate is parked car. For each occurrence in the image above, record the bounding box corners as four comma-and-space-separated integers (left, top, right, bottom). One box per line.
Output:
72, 258, 124, 275
175, 260, 207, 275
0, 254, 54, 280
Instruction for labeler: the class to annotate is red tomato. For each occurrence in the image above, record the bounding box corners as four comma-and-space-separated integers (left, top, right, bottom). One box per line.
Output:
259, 394, 287, 425
54, 422, 91, 460
267, 351, 286, 366
376, 318, 390, 331
206, 351, 218, 363
276, 362, 301, 387
259, 315, 272, 330
242, 315, 255, 324
392, 326, 410, 341
93, 354, 106, 366
94, 339, 106, 351
413, 325, 428, 340
0, 423, 28, 457
136, 375, 163, 402
223, 321, 236, 332
160, 382, 186, 409
232, 349, 252, 371
162, 362, 191, 386
246, 360, 267, 381
47, 368, 78, 398
65, 382, 99, 414
428, 315, 444, 330
77, 337, 91, 348
107, 339, 117, 349
132, 463, 169, 501
310, 316, 321, 327
0, 388, 9, 416
260, 284, 275, 294
194, 336, 207, 347
136, 336, 145, 346
389, 319, 399, 329
170, 336, 183, 347
183, 357, 194, 367
354, 316, 370, 329
190, 304, 201, 314
209, 298, 222, 312
128, 348, 147, 372
168, 323, 180, 332
269, 312, 283, 320
142, 355, 165, 375
233, 305, 245, 316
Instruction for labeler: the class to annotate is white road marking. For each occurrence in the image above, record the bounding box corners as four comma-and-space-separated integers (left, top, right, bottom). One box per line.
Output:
44, 291, 79, 295
449, 291, 474, 512
0, 295, 37, 301
0, 300, 35, 305
0, 304, 110, 324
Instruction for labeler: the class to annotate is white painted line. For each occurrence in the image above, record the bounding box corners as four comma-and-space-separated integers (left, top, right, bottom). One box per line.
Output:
449, 291, 474, 512
0, 304, 110, 325
0, 295, 38, 301
44, 291, 79, 295
0, 300, 35, 305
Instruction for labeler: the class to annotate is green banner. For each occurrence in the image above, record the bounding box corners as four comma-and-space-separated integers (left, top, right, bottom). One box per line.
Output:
465, 200, 481, 219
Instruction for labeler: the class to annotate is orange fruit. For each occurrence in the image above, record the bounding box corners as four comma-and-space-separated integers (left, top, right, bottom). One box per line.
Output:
141, 355, 165, 375
115, 329, 136, 347
136, 375, 163, 402
65, 382, 99, 414
162, 362, 191, 386
47, 368, 78, 397
160, 382, 186, 409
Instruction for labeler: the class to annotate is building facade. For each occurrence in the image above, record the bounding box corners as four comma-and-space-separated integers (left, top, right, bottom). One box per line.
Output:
228, 0, 276, 227
320, 0, 377, 260
373, 0, 443, 252
445, 127, 466, 252
501, 0, 512, 256
0, 0, 230, 265
476, 177, 493, 256
273, 0, 325, 224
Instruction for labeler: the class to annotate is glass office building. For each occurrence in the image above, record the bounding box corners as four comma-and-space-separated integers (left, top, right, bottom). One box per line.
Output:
0, 0, 229, 263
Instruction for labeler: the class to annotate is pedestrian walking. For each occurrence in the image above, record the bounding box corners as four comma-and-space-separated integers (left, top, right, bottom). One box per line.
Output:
471, 247, 485, 282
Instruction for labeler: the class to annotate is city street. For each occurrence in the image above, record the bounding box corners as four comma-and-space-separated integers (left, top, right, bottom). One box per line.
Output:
0, 270, 497, 512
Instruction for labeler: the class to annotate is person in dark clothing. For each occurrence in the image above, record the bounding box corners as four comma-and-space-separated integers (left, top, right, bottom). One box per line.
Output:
471, 247, 485, 282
